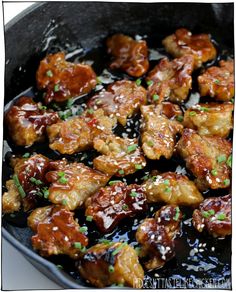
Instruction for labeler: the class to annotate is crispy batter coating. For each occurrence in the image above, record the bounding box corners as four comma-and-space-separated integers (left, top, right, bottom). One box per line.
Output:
162, 28, 217, 68
45, 160, 110, 210
85, 182, 147, 233
136, 205, 182, 270
142, 172, 203, 207
87, 80, 147, 126
106, 33, 149, 77
5, 96, 59, 146
2, 180, 21, 213
78, 242, 144, 288
47, 109, 116, 154
192, 194, 231, 238
198, 59, 234, 101
10, 154, 50, 211
29, 205, 88, 258
93, 135, 146, 177
140, 104, 183, 160
146, 55, 194, 103
183, 103, 234, 138
176, 129, 232, 191
36, 52, 97, 103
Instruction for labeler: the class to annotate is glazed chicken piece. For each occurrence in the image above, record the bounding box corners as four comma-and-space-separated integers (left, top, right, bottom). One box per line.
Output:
106, 33, 149, 77
47, 108, 116, 154
140, 104, 183, 160
93, 135, 146, 177
36, 52, 97, 104
78, 242, 144, 288
183, 103, 234, 138
146, 55, 194, 103
45, 160, 110, 210
162, 28, 217, 68
136, 205, 182, 270
198, 59, 234, 101
87, 80, 147, 126
3, 154, 50, 212
2, 180, 21, 213
28, 205, 88, 258
176, 129, 232, 191
142, 172, 203, 207
5, 96, 59, 146
85, 182, 147, 233
192, 194, 231, 238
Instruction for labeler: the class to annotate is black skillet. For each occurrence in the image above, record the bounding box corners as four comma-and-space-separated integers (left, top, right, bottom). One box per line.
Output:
3, 2, 233, 289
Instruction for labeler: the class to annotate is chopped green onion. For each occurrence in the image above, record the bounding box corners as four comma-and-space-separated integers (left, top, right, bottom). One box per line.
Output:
96, 77, 102, 84
211, 169, 218, 176
109, 180, 122, 186
66, 98, 74, 108
58, 109, 73, 120
152, 94, 159, 101
224, 179, 230, 186
189, 111, 196, 116
146, 80, 153, 86
173, 207, 180, 221
231, 98, 234, 104
176, 115, 184, 122
59, 177, 68, 184
22, 152, 30, 158
29, 177, 43, 186
108, 265, 115, 273
122, 204, 129, 211
46, 70, 53, 77
57, 265, 63, 269
216, 213, 226, 221
12, 174, 26, 198
79, 226, 88, 233
99, 238, 112, 245
147, 140, 154, 147
62, 199, 67, 206
135, 164, 142, 170
141, 175, 149, 181
74, 242, 86, 252
130, 191, 138, 198
87, 108, 94, 114
86, 215, 93, 222
135, 247, 141, 256
58, 171, 65, 177
165, 187, 171, 193
127, 144, 138, 153
202, 209, 215, 218
38, 105, 47, 110
42, 187, 49, 199
163, 179, 170, 185
118, 169, 125, 175
227, 155, 232, 168
214, 79, 220, 84
112, 243, 127, 256
136, 79, 142, 86
199, 106, 209, 112
217, 154, 227, 163
54, 84, 60, 92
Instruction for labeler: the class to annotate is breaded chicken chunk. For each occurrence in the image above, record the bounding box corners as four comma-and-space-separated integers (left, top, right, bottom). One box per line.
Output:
5, 96, 59, 146
162, 28, 217, 68
47, 109, 116, 154
93, 135, 146, 177
107, 33, 149, 77
36, 52, 97, 103
176, 129, 232, 191
146, 55, 194, 103
45, 160, 110, 210
192, 194, 231, 238
142, 172, 203, 207
87, 80, 147, 126
136, 205, 182, 270
141, 104, 183, 160
85, 182, 147, 233
183, 103, 234, 138
78, 242, 144, 288
2, 180, 21, 213
28, 205, 88, 258
198, 59, 234, 101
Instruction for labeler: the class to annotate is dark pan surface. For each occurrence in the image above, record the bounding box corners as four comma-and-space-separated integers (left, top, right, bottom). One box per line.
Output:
3, 2, 233, 289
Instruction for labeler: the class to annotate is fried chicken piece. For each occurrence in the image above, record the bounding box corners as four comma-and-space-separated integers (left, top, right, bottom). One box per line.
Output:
5, 96, 59, 146
47, 109, 116, 154
192, 194, 231, 238
78, 242, 144, 288
183, 103, 234, 138
162, 28, 217, 68
146, 55, 194, 103
36, 52, 97, 104
93, 135, 146, 177
2, 180, 21, 213
198, 59, 234, 101
142, 172, 203, 207
87, 80, 147, 126
28, 205, 88, 258
136, 205, 182, 270
106, 33, 149, 77
45, 160, 110, 210
85, 182, 147, 233
140, 104, 183, 160
176, 129, 232, 191
8, 154, 50, 212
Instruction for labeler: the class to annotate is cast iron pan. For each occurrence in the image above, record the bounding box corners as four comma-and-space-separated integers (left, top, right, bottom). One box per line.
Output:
3, 2, 233, 289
